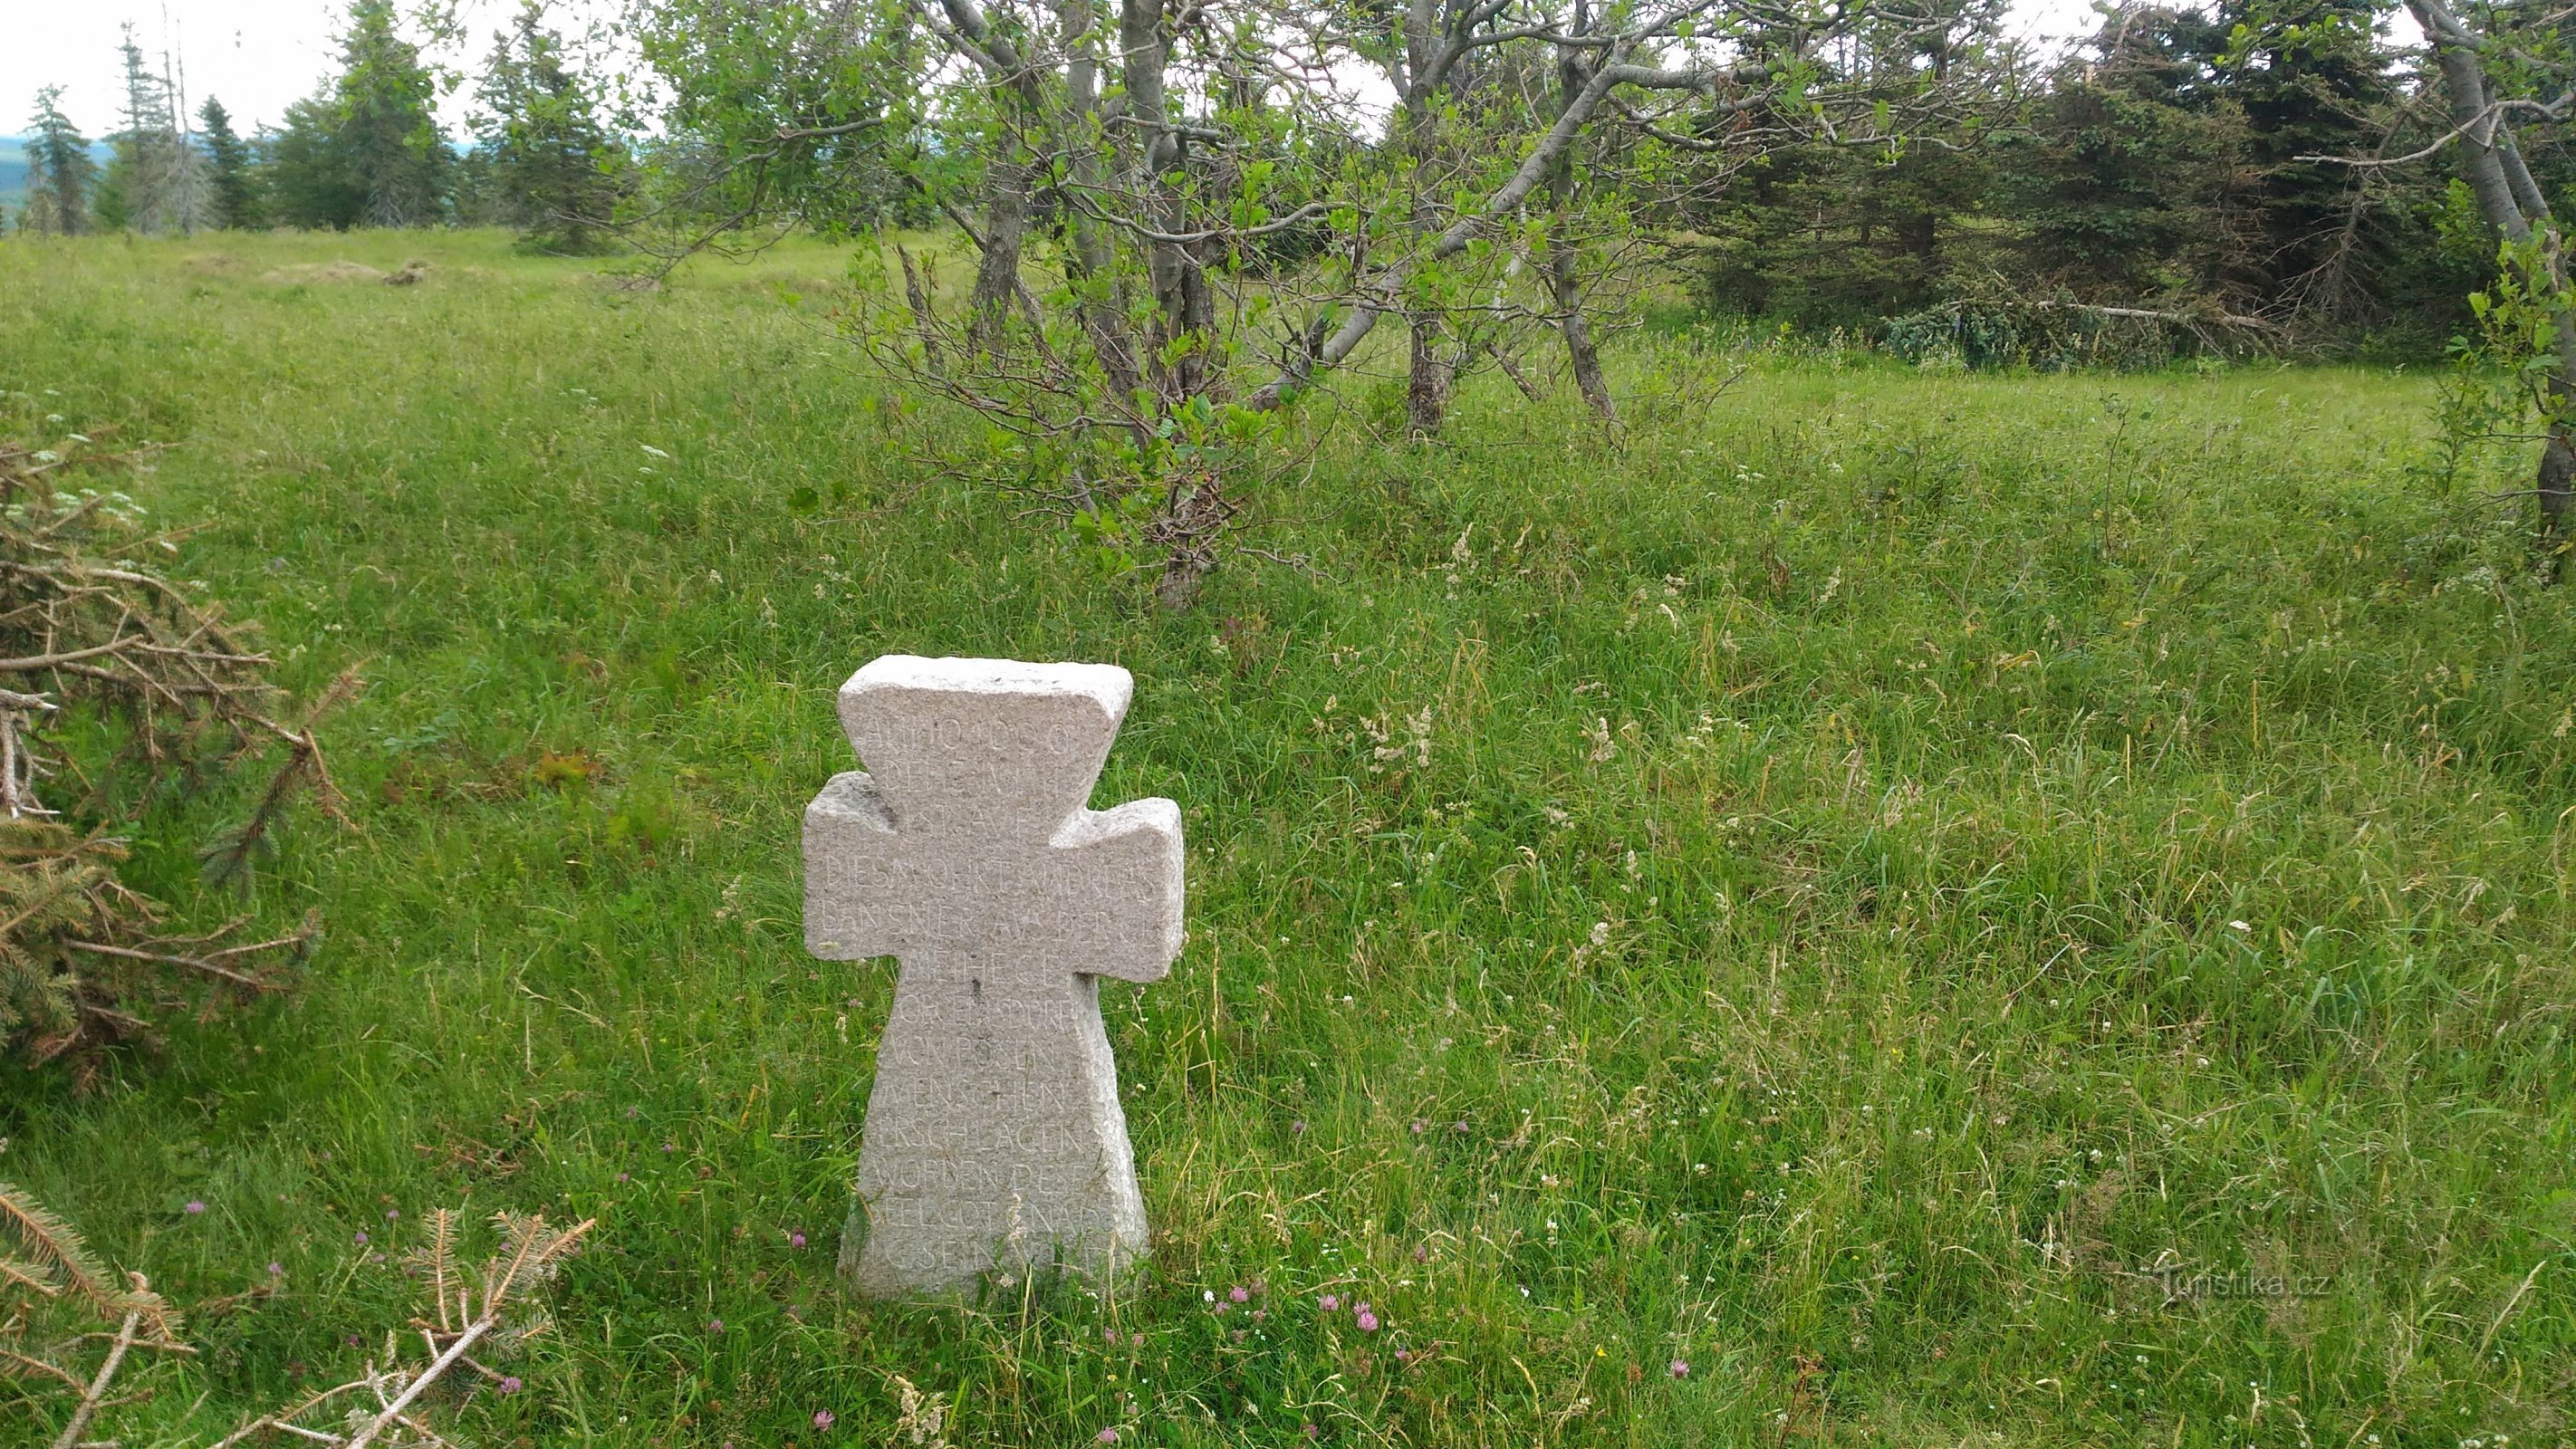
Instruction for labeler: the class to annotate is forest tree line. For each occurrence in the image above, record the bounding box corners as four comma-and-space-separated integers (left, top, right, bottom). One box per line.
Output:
19, 0, 2576, 589
11, 0, 2519, 352
14, 2, 625, 254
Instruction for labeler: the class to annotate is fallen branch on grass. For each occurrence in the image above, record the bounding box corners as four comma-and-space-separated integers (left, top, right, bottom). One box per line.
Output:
0, 1182, 192, 1449
0, 430, 351, 1081
210, 1211, 595, 1449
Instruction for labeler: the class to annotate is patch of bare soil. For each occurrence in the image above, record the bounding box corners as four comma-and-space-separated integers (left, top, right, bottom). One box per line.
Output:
260, 259, 428, 285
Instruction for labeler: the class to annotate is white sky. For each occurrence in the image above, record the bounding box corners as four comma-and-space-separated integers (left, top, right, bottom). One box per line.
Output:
4, 0, 2110, 139
0, 0, 631, 137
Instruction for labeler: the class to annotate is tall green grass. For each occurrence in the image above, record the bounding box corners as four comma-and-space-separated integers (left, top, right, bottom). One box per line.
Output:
0, 228, 2569, 1446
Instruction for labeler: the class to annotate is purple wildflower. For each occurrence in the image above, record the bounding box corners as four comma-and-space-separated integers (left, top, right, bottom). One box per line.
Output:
1229, 1285, 1250, 1303
1096, 1430, 1119, 1444
1319, 1294, 1340, 1311
708, 1319, 725, 1334
1357, 1310, 1379, 1332
790, 1231, 808, 1249
813, 1409, 835, 1430
1669, 1358, 1690, 1377
498, 1376, 524, 1395
353, 1232, 369, 1245
386, 1208, 399, 1221
267, 1262, 284, 1276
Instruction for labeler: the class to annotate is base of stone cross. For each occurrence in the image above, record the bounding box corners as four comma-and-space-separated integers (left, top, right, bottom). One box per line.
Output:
834, 963, 1152, 1297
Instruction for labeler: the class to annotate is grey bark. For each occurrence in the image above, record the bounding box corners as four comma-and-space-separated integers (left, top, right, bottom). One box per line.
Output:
1399, 0, 1456, 433
1248, 40, 1639, 411
967, 153, 1035, 350
1120, 0, 1216, 405
1058, 0, 1145, 408
2413, 0, 2576, 559
1551, 17, 1615, 422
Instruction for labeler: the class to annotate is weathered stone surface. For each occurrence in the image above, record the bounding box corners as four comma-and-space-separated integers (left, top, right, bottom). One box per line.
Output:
803, 655, 1184, 1296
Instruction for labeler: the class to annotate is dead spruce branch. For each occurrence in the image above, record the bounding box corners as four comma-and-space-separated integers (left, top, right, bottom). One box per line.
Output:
211, 1211, 594, 1449
0, 1181, 193, 1449
0, 430, 346, 1080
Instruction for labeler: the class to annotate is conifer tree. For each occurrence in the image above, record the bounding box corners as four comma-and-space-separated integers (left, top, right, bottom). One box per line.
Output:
19, 88, 98, 235
197, 97, 264, 229
270, 1, 453, 229
473, 1, 623, 253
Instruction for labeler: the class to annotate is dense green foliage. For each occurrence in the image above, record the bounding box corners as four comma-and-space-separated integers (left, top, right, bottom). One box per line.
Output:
198, 98, 266, 233
5, 0, 2520, 360
470, 3, 627, 254
1690, 0, 2491, 349
0, 228, 2568, 1446
267, 0, 455, 229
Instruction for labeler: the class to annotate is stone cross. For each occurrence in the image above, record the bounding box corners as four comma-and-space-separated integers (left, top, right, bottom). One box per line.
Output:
803, 655, 1184, 1297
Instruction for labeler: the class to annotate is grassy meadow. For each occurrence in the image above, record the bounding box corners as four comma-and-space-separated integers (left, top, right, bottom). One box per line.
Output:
1, 227, 2571, 1446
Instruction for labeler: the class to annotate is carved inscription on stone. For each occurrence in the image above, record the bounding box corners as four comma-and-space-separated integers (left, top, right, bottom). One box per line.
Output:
803, 656, 1184, 1296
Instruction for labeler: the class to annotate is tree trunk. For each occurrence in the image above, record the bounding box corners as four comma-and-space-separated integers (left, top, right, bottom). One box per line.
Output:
1547, 21, 1615, 423
2413, 0, 2576, 570
967, 153, 1033, 351
1408, 312, 1453, 434
1060, 0, 1145, 413
1549, 244, 1615, 422
1120, 0, 1216, 409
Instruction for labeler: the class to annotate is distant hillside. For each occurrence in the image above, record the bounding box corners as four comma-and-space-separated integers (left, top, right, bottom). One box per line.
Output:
0, 140, 27, 212
0, 136, 120, 216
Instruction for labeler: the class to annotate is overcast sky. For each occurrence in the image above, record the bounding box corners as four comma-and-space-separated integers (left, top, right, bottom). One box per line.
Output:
5, 0, 2110, 139
2, 0, 630, 137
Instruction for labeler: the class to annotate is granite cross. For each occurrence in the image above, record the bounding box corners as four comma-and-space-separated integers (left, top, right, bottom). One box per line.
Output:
803, 655, 1185, 1296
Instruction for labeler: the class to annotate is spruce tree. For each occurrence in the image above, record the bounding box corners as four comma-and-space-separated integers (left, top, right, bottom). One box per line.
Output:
336, 0, 453, 226
474, 1, 623, 253
19, 88, 98, 235
268, 94, 363, 229
2222, 0, 2403, 319
269, 1, 453, 229
1994, 8, 2249, 302
197, 97, 264, 229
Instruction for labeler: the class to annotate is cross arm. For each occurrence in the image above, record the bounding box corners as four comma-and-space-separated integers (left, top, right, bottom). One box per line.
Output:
1050, 799, 1186, 984
803, 771, 904, 961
